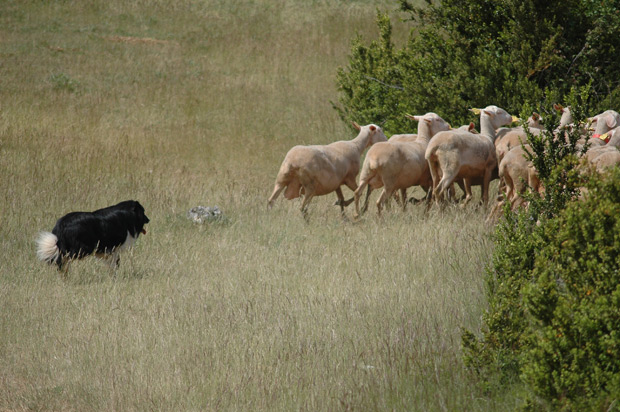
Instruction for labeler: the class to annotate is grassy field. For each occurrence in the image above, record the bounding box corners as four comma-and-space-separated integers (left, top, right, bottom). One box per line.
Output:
1, 1, 518, 410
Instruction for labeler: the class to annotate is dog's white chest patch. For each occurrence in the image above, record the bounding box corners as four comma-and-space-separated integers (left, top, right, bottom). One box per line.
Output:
120, 231, 138, 251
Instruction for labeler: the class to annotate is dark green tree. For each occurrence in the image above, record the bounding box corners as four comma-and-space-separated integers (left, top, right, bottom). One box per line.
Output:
335, 0, 620, 133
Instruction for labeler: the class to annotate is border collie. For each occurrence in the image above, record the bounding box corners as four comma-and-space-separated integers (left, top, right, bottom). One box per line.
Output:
37, 200, 149, 273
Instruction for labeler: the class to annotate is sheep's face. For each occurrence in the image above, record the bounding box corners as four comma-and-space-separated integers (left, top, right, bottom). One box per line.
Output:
527, 113, 543, 129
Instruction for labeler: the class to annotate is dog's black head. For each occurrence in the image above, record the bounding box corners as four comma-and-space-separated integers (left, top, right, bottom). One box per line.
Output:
116, 200, 150, 236
131, 201, 150, 235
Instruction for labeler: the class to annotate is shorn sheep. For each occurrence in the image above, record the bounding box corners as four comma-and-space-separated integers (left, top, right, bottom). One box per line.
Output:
353, 113, 451, 218
426, 105, 516, 206
494, 112, 544, 165
267, 123, 387, 219
487, 143, 542, 221
355, 122, 477, 213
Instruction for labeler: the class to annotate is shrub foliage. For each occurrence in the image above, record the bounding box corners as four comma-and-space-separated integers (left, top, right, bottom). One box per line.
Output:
462, 94, 620, 409
334, 0, 620, 133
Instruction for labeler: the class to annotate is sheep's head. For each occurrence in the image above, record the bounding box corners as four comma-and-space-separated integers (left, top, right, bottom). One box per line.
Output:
480, 105, 514, 129
555, 105, 573, 128
406, 112, 450, 136
527, 112, 544, 129
590, 110, 620, 136
366, 124, 388, 146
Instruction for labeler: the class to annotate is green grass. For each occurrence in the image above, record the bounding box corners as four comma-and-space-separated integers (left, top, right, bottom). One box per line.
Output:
1, 1, 521, 410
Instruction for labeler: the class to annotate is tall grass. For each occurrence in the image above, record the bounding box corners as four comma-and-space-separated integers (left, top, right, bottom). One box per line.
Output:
1, 1, 519, 410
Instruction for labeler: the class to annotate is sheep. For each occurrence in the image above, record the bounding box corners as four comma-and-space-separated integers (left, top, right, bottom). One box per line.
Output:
488, 143, 541, 220
352, 113, 451, 218
494, 112, 544, 165
582, 110, 620, 154
590, 148, 620, 172
585, 127, 620, 169
355, 122, 477, 213
589, 110, 620, 142
267, 122, 387, 219
426, 105, 516, 206
388, 134, 418, 143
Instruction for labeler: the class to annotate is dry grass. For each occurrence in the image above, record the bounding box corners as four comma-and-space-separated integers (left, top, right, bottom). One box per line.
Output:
0, 1, 519, 410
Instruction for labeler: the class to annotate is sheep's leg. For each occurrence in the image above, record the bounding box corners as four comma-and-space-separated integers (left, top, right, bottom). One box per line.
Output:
428, 159, 440, 204
353, 179, 369, 219
268, 183, 286, 209
400, 188, 407, 212
338, 176, 358, 208
361, 186, 373, 214
384, 188, 394, 211
503, 172, 515, 207
335, 188, 346, 215
461, 179, 473, 207
486, 199, 505, 223
435, 170, 457, 206
376, 189, 390, 217
453, 180, 465, 202
497, 177, 506, 201
300, 187, 315, 222
481, 169, 492, 206
337, 197, 355, 207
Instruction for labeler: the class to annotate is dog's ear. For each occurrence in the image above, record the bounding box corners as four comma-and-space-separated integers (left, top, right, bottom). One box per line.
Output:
132, 201, 142, 213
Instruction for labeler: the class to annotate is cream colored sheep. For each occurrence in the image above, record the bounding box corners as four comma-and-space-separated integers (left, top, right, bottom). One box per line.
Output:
426, 105, 515, 206
591, 148, 620, 172
487, 144, 541, 221
353, 113, 451, 218
388, 133, 418, 143
356, 122, 476, 213
267, 123, 387, 219
585, 127, 620, 169
494, 113, 544, 164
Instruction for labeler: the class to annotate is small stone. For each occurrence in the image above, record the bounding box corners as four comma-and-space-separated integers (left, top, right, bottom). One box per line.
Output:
187, 205, 224, 224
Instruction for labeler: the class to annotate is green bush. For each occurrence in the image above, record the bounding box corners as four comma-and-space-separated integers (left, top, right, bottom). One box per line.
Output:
520, 168, 620, 410
463, 95, 620, 409
334, 0, 620, 133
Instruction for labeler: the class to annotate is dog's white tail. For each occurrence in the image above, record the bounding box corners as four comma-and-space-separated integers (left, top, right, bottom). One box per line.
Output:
36, 232, 60, 264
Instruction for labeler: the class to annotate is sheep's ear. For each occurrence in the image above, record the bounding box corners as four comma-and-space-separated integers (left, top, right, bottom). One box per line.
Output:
532, 112, 540, 120
352, 121, 361, 131
404, 113, 422, 121
607, 115, 618, 129
553, 103, 564, 111
469, 108, 481, 115
468, 122, 475, 132
369, 125, 377, 132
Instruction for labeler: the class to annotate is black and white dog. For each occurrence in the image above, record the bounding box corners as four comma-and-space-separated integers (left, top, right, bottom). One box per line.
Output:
37, 200, 150, 273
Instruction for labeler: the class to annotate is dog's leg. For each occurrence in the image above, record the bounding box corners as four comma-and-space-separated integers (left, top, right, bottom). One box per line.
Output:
58, 257, 71, 279
106, 252, 121, 272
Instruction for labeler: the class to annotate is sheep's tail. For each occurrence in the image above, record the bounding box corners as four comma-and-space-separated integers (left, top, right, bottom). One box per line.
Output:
36, 232, 60, 264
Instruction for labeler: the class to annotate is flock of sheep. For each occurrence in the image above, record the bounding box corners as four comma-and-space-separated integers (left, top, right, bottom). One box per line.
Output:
267, 105, 620, 221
